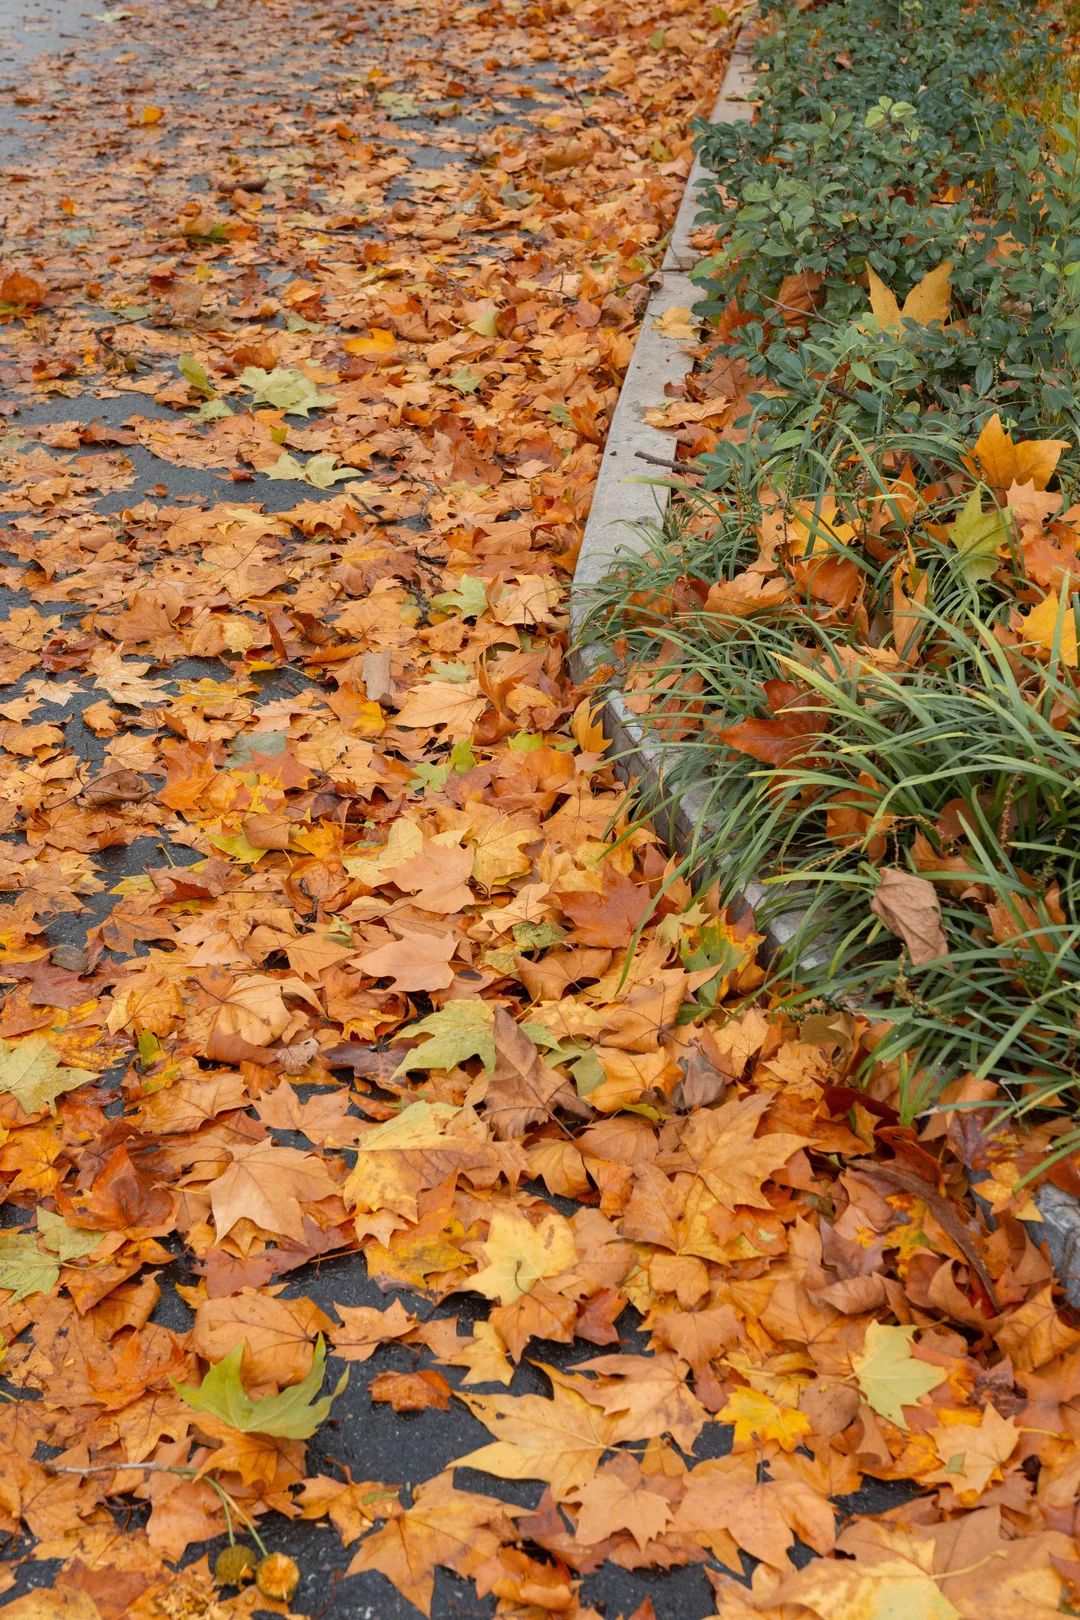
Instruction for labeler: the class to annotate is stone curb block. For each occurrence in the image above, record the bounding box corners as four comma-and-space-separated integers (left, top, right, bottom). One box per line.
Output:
566, 26, 1080, 1307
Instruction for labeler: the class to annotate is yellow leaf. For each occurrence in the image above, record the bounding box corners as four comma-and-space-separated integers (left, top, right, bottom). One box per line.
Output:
867, 261, 951, 331
851, 1322, 945, 1427
654, 304, 698, 342
866, 265, 901, 329
469, 1208, 576, 1304
972, 412, 1070, 491
343, 328, 396, 358
718, 1386, 811, 1452
459, 1367, 620, 1494
1020, 589, 1078, 666
900, 260, 952, 325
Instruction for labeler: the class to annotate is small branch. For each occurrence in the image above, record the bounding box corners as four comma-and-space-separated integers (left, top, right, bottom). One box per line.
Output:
44, 1459, 269, 1556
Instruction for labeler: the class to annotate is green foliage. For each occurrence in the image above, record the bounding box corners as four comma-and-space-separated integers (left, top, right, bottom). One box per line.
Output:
691, 0, 1080, 470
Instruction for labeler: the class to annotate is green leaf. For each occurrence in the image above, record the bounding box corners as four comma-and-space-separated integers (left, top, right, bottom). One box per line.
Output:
512, 921, 567, 951
945, 488, 1009, 584
377, 90, 420, 118
239, 366, 337, 417
0, 1232, 59, 1301
173, 1335, 347, 1439
179, 354, 215, 398
36, 1209, 102, 1264
393, 1002, 496, 1076
0, 1034, 96, 1116
428, 660, 471, 682
194, 399, 232, 422
431, 575, 488, 620
448, 366, 481, 395
449, 737, 478, 773
852, 1322, 945, 1427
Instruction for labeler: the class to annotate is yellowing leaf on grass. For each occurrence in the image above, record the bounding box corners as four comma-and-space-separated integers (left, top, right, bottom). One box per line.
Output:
469, 1208, 576, 1304
1019, 588, 1078, 667
866, 261, 952, 331
943, 487, 1010, 583
851, 1322, 945, 1427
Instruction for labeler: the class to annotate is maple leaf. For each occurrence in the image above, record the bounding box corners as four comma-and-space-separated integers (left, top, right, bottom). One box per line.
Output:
469, 1207, 576, 1304
431, 574, 490, 619
265, 450, 365, 486
36, 1209, 101, 1263
392, 1000, 496, 1076
459, 1366, 620, 1494
330, 1298, 417, 1362
207, 1140, 340, 1242
0, 1035, 95, 1116
970, 412, 1069, 491
394, 678, 487, 734
719, 1385, 811, 1452
675, 1092, 808, 1211
347, 1476, 521, 1616
238, 365, 337, 415
569, 1465, 673, 1550
369, 1369, 452, 1412
771, 1546, 960, 1620
1019, 588, 1078, 667
355, 927, 456, 991
852, 1322, 945, 1427
926, 1405, 1019, 1498
943, 487, 1010, 583
866, 260, 952, 330
0, 1230, 59, 1301
173, 1335, 347, 1438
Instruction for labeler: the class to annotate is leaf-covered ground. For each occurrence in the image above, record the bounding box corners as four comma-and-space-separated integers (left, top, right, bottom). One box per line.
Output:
1, 2, 1079, 1618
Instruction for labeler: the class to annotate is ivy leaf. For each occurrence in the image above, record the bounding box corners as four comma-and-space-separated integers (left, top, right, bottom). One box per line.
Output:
0, 1034, 96, 1116
944, 488, 1010, 583
852, 1322, 945, 1427
393, 1002, 496, 1076
173, 1335, 347, 1438
238, 366, 337, 416
0, 1232, 59, 1302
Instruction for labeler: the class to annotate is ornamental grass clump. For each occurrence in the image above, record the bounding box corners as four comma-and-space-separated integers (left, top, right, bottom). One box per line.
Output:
595, 0, 1080, 1134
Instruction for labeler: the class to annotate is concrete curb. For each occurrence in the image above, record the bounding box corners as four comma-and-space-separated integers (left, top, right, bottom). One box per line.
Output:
567, 24, 1080, 1308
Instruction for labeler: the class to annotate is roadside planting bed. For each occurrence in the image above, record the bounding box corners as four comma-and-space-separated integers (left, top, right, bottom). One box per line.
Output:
595, 0, 1080, 1163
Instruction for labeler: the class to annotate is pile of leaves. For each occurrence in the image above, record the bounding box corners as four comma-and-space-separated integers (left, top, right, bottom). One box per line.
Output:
597, 0, 1080, 1132
2, 0, 1080, 1617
